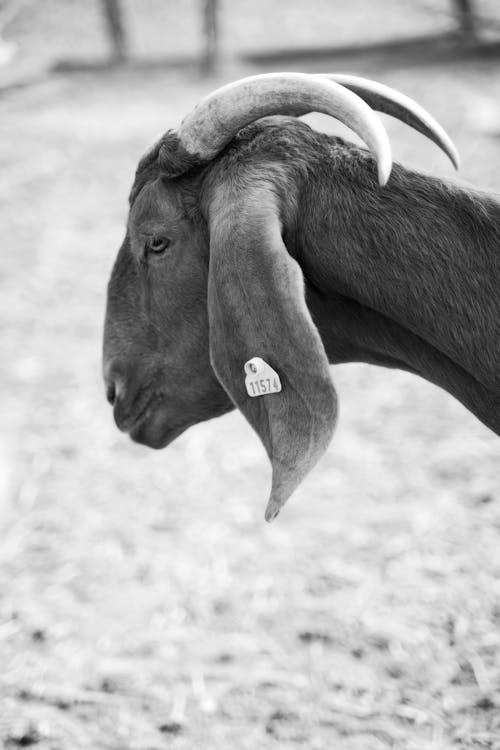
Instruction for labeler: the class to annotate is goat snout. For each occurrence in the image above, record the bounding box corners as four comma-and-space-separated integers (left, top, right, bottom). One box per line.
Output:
104, 361, 145, 432
106, 381, 116, 406
104, 361, 126, 404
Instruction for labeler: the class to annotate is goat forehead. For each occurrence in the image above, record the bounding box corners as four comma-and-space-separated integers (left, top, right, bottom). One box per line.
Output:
129, 179, 178, 230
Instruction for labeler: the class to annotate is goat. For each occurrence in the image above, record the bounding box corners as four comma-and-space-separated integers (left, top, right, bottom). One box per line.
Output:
103, 72, 500, 521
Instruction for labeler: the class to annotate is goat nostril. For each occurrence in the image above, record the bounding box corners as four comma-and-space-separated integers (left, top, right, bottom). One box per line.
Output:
106, 383, 116, 406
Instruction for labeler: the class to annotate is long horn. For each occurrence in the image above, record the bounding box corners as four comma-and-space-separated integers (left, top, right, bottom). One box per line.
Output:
319, 74, 459, 170
177, 72, 393, 185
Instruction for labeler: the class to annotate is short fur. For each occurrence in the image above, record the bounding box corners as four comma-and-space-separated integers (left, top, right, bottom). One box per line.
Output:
103, 116, 500, 518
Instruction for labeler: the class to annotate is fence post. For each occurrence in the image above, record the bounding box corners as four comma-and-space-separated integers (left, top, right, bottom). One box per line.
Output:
202, 0, 218, 73
454, 0, 478, 40
101, 0, 127, 63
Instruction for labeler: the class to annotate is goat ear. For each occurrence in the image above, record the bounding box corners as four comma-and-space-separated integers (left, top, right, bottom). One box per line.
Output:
207, 191, 338, 521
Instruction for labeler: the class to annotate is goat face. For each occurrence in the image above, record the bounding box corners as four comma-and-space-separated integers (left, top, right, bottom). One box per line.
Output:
103, 176, 233, 450
102, 72, 459, 520
103, 153, 338, 522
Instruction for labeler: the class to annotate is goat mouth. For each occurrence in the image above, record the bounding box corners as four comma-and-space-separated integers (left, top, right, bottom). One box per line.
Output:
130, 412, 188, 450
117, 394, 161, 435
131, 424, 187, 450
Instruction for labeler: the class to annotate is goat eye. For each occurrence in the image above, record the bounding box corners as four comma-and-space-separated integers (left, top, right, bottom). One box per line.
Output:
147, 236, 171, 254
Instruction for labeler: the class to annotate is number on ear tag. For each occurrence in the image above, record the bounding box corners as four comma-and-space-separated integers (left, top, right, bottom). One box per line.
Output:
244, 357, 282, 398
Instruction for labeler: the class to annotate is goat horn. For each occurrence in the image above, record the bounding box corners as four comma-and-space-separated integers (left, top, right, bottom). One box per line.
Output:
319, 74, 460, 170
178, 72, 393, 185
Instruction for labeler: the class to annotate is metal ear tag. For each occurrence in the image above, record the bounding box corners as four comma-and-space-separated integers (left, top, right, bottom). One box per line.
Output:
244, 357, 282, 398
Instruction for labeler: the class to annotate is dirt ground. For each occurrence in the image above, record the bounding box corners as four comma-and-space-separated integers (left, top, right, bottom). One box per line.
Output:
2, 2, 500, 749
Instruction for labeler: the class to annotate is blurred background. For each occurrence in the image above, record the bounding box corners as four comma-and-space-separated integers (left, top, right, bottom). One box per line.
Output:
1, 2, 500, 748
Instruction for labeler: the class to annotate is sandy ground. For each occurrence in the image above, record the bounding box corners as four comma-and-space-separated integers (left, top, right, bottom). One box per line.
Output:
2, 2, 500, 749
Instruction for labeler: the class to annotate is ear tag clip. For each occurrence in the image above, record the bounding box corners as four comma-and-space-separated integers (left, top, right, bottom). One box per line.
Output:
244, 357, 282, 398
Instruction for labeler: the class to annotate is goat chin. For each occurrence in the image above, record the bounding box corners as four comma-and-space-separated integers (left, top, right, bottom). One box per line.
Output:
130, 418, 188, 450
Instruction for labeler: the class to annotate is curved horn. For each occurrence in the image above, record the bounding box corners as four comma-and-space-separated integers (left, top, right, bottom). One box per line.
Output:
318, 74, 460, 170
178, 72, 393, 185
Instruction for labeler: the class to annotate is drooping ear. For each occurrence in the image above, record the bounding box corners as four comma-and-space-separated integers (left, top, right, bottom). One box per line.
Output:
207, 185, 338, 521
